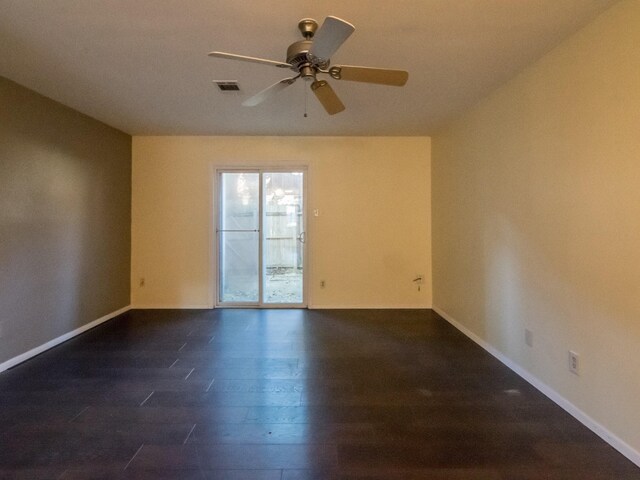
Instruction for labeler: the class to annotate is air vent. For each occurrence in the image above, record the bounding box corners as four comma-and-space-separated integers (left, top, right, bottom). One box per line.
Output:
213, 81, 240, 92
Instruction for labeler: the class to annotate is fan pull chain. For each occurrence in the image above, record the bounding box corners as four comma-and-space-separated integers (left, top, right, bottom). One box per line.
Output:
304, 85, 308, 118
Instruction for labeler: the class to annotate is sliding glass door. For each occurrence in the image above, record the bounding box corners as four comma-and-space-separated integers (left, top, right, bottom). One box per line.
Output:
218, 172, 260, 303
217, 170, 306, 307
262, 171, 304, 305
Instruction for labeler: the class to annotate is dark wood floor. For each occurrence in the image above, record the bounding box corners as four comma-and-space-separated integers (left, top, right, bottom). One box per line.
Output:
0, 309, 638, 479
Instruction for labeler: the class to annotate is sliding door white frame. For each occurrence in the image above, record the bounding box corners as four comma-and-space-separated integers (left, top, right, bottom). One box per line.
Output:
214, 167, 307, 308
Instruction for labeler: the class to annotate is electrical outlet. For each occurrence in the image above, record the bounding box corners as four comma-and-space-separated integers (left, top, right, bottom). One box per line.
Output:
320, 280, 325, 288
569, 350, 580, 375
525, 329, 533, 347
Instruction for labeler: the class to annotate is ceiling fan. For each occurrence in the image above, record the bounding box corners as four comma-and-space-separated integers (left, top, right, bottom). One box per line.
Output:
208, 16, 409, 115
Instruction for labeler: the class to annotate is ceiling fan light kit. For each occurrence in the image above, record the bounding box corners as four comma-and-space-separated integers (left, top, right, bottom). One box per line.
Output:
208, 16, 409, 115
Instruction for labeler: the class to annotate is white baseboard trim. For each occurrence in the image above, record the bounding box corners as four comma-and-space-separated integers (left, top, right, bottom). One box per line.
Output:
432, 305, 640, 468
307, 304, 432, 310
0, 305, 131, 374
132, 304, 212, 309
133, 304, 432, 310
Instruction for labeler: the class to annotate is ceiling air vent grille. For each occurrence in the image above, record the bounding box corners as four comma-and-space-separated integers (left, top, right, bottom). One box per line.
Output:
213, 81, 241, 92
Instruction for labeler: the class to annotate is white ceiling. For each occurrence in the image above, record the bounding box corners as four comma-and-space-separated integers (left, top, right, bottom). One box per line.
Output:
0, 0, 618, 136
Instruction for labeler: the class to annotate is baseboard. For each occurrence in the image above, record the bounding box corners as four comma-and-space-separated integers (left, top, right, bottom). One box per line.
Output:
432, 305, 640, 468
133, 304, 430, 310
308, 304, 432, 310
132, 304, 212, 309
133, 304, 432, 310
0, 305, 131, 373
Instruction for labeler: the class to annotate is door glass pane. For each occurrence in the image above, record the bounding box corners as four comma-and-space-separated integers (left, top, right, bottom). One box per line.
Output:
219, 172, 259, 303
219, 231, 259, 303
263, 172, 304, 304
220, 173, 259, 231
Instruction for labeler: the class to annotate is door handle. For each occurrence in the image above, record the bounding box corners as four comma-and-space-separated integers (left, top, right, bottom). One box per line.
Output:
297, 231, 306, 243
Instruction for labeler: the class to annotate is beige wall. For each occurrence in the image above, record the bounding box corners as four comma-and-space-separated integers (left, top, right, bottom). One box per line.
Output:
0, 76, 131, 366
132, 136, 431, 309
432, 0, 640, 455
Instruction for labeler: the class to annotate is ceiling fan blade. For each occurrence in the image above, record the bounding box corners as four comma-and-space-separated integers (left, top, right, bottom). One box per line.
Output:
310, 80, 345, 115
242, 77, 298, 107
329, 65, 408, 86
208, 51, 291, 69
309, 16, 355, 61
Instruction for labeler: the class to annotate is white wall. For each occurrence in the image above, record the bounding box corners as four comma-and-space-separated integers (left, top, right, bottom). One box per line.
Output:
132, 136, 431, 309
432, 0, 640, 460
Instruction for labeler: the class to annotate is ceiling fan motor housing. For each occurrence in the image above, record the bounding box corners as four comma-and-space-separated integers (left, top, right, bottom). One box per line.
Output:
287, 39, 328, 81
286, 40, 313, 68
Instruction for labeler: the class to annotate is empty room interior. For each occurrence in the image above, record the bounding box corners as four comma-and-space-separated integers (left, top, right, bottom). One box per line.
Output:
1, 0, 639, 478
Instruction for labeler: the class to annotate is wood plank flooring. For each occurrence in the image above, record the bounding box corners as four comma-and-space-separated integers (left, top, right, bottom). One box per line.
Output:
0, 309, 638, 479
